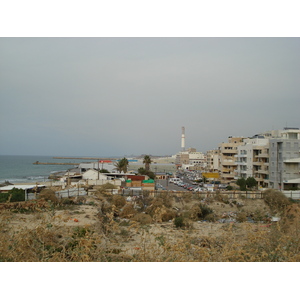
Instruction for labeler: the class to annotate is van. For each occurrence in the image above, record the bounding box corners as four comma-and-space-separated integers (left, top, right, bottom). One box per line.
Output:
169, 177, 181, 183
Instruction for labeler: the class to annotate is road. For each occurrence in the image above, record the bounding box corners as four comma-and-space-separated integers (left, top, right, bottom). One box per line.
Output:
157, 179, 188, 192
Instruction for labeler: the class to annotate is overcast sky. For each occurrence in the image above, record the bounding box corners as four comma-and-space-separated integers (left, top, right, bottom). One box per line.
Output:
0, 37, 299, 156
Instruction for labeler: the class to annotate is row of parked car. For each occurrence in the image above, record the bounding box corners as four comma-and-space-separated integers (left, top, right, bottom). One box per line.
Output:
169, 179, 207, 192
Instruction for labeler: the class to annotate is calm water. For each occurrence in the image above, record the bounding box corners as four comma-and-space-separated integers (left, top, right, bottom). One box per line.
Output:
0, 155, 91, 183
0, 155, 177, 184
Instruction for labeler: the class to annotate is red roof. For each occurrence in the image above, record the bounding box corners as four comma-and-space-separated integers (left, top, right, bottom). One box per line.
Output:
126, 175, 146, 181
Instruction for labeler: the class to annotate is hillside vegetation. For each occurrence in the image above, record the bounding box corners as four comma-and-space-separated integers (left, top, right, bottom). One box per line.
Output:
1, 188, 300, 262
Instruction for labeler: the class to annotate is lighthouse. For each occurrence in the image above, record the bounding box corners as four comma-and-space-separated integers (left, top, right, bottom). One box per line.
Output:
181, 126, 185, 151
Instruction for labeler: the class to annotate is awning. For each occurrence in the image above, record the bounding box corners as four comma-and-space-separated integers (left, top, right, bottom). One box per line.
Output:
284, 158, 300, 163
0, 184, 46, 191
283, 178, 300, 184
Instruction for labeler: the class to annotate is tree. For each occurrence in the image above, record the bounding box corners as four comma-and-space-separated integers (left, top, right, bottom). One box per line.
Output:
99, 169, 109, 173
143, 155, 152, 171
246, 177, 257, 189
138, 167, 155, 180
236, 178, 247, 191
8, 188, 25, 202
114, 157, 129, 173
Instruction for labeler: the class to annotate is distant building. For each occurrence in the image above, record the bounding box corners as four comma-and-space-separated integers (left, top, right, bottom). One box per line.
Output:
219, 137, 245, 182
205, 149, 220, 172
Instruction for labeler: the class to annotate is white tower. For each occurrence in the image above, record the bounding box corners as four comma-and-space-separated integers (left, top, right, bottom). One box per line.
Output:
181, 126, 185, 151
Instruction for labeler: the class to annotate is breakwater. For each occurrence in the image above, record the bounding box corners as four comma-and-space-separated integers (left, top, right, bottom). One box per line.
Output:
33, 161, 79, 165
53, 157, 115, 160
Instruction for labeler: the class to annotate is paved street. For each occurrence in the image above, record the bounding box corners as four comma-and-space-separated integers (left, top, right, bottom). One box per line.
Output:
157, 179, 187, 192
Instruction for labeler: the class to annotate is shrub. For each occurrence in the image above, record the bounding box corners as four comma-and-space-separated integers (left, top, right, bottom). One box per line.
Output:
8, 188, 25, 202
174, 216, 184, 228
204, 213, 216, 222
111, 195, 126, 209
132, 213, 152, 225
263, 189, 290, 214
236, 212, 247, 223
38, 189, 59, 204
189, 205, 202, 221
199, 204, 213, 219
119, 203, 137, 218
97, 183, 117, 194
236, 178, 246, 191
0, 193, 9, 202
161, 209, 177, 222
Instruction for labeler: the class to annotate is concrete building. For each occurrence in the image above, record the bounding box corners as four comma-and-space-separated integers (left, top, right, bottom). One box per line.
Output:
175, 149, 205, 170
205, 149, 220, 172
188, 151, 205, 166
235, 136, 269, 188
234, 128, 300, 190
218, 137, 245, 182
268, 128, 300, 190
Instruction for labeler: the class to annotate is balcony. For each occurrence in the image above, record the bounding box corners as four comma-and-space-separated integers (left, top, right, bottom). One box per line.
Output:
257, 153, 269, 158
253, 161, 264, 166
222, 149, 237, 154
222, 173, 235, 179
257, 169, 269, 175
222, 159, 235, 165
236, 161, 247, 165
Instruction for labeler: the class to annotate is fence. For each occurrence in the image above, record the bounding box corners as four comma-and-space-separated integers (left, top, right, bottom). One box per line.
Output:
118, 189, 265, 199
282, 190, 300, 200
55, 188, 87, 198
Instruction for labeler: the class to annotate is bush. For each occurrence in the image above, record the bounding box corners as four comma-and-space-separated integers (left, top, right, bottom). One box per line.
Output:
38, 189, 59, 204
236, 212, 247, 223
119, 203, 137, 218
111, 195, 126, 208
199, 204, 213, 219
0, 193, 9, 202
97, 183, 117, 194
161, 209, 177, 222
5, 188, 26, 202
204, 213, 216, 222
236, 178, 246, 191
263, 189, 290, 213
174, 216, 184, 228
132, 213, 152, 225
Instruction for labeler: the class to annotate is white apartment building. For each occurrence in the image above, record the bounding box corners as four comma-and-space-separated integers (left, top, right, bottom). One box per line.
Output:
235, 136, 269, 188
234, 128, 300, 190
268, 128, 300, 190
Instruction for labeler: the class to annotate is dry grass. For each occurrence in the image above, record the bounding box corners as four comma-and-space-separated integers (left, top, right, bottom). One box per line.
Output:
1, 189, 300, 262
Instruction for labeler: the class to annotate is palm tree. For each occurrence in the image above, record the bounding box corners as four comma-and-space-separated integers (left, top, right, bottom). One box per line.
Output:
120, 157, 129, 173
114, 157, 129, 173
113, 160, 123, 173
143, 155, 152, 171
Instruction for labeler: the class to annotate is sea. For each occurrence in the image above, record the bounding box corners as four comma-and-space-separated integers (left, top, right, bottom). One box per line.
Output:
0, 155, 88, 184
0, 155, 177, 185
